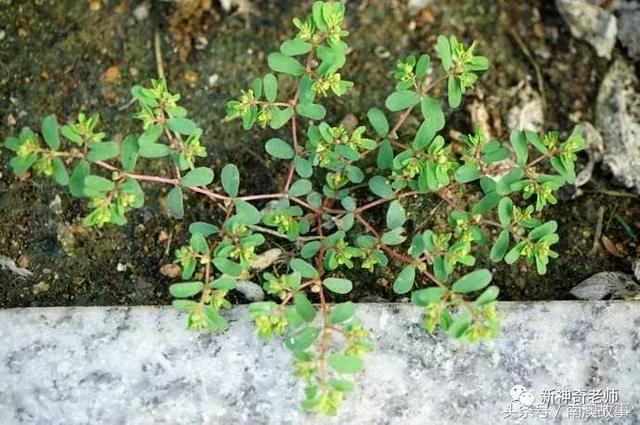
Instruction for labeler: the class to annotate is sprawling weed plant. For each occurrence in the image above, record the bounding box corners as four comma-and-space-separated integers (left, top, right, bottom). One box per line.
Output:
2, 1, 584, 414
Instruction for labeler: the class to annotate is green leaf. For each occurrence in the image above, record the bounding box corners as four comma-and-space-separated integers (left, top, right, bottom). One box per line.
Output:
172, 299, 199, 312
298, 75, 316, 105
381, 228, 406, 245
296, 103, 326, 120
327, 354, 363, 374
4, 136, 21, 151
263, 73, 278, 102
169, 281, 204, 298
469, 56, 490, 71
280, 38, 312, 56
490, 230, 510, 262
525, 130, 548, 154
289, 179, 312, 197
437, 35, 452, 71
415, 53, 431, 77
528, 221, 557, 240
393, 265, 416, 294
449, 311, 471, 338
294, 293, 316, 322
205, 305, 229, 332
251, 78, 262, 98
348, 166, 364, 183
41, 115, 60, 150
471, 192, 501, 214
476, 285, 499, 305
447, 76, 462, 108
290, 258, 318, 279
120, 178, 144, 208
368, 176, 393, 199
323, 277, 353, 294
52, 158, 69, 186
455, 163, 481, 183
312, 1, 327, 29
60, 126, 82, 144
451, 269, 492, 293
367, 108, 389, 137
211, 276, 236, 290
181, 167, 214, 187
510, 130, 528, 166
503, 240, 523, 264
411, 287, 446, 306
294, 155, 313, 178
498, 197, 513, 226
213, 257, 243, 277
69, 160, 90, 197
221, 164, 240, 197
190, 232, 209, 254
551, 156, 575, 183
265, 138, 294, 159
385, 90, 421, 112
377, 140, 394, 170
286, 327, 320, 351
341, 196, 356, 211
87, 142, 120, 162
167, 118, 198, 135
270, 107, 294, 129
414, 97, 445, 149
328, 302, 356, 324
120, 135, 139, 172
84, 175, 115, 194
267, 52, 305, 76
165, 106, 187, 118
138, 142, 170, 158
234, 199, 261, 225
139, 123, 163, 145
301, 241, 321, 258
189, 222, 219, 237
167, 186, 184, 219
386, 200, 406, 229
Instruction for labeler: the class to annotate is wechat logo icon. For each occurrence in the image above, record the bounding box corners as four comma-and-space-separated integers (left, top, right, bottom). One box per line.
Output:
503, 384, 537, 419
510, 385, 535, 407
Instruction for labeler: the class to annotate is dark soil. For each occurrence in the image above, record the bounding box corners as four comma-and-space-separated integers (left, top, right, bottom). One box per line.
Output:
1, 0, 638, 307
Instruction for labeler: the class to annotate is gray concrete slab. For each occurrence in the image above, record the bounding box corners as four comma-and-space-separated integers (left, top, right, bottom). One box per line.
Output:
0, 302, 638, 424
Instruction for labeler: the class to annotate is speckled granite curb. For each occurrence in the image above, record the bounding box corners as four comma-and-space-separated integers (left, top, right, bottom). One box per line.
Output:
0, 302, 638, 424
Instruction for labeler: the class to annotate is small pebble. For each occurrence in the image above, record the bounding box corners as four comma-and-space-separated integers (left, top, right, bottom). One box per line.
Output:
101, 66, 121, 84
33, 281, 50, 294
133, 3, 149, 21
374, 46, 391, 59
195, 36, 208, 50
160, 263, 181, 278
184, 70, 198, 86
235, 281, 265, 302
249, 248, 282, 271
208, 74, 219, 87
341, 114, 358, 131
49, 195, 63, 215
17, 255, 29, 268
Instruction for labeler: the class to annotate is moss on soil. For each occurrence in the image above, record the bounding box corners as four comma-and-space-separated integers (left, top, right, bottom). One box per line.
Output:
0, 0, 638, 307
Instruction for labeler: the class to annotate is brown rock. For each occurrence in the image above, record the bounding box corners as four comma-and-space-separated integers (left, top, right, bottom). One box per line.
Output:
101, 66, 121, 84
160, 263, 181, 278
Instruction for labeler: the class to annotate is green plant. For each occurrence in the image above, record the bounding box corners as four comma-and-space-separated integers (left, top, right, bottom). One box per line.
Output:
2, 1, 584, 415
